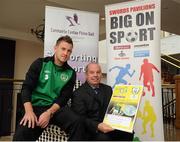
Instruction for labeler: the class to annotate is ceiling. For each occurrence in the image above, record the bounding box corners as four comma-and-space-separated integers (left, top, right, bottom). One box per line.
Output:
0, 0, 180, 42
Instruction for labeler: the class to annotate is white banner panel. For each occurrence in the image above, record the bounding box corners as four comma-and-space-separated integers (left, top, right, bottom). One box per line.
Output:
105, 0, 163, 140
44, 6, 99, 82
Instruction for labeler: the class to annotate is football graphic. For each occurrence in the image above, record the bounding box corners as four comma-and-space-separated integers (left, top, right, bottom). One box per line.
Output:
126, 31, 138, 42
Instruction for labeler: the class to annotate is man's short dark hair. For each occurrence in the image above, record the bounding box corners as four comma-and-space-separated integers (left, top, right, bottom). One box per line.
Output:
56, 35, 73, 46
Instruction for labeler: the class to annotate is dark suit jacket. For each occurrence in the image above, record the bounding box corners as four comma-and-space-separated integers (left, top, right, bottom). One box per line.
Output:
71, 81, 112, 134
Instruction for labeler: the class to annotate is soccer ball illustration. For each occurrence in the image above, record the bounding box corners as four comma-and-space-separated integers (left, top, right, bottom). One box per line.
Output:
126, 31, 138, 42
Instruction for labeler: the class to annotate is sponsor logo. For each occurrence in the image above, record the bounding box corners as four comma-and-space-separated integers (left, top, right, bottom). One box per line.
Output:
66, 13, 80, 27
118, 51, 126, 57
134, 44, 149, 48
131, 87, 141, 99
114, 50, 129, 60
113, 45, 131, 50
132, 87, 140, 94
114, 57, 129, 60
134, 50, 150, 57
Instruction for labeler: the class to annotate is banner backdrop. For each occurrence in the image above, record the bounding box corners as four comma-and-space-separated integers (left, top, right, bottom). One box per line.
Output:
44, 6, 99, 83
105, 0, 163, 140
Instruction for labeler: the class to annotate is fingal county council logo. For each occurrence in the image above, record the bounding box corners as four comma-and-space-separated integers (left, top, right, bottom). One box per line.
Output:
118, 50, 126, 57
60, 73, 69, 82
66, 13, 80, 26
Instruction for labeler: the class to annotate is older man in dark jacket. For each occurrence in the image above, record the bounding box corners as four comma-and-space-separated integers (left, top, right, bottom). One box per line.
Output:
72, 62, 134, 141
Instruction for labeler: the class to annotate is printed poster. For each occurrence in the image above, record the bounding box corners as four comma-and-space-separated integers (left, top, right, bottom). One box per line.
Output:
44, 6, 99, 83
105, 0, 164, 140
103, 85, 143, 133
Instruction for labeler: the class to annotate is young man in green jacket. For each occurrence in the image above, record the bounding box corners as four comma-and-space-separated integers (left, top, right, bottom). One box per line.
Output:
13, 35, 84, 141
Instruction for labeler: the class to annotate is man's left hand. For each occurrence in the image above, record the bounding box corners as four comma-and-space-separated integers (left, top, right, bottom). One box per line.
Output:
37, 111, 51, 128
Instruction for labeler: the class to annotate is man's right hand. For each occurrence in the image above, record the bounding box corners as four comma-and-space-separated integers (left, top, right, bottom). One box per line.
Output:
20, 111, 38, 128
97, 122, 114, 133
20, 102, 38, 128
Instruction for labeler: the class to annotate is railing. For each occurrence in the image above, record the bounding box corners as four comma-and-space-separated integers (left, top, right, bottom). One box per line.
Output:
162, 84, 176, 124
161, 53, 180, 69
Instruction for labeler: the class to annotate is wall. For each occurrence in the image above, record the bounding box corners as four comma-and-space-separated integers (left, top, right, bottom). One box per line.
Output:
12, 39, 43, 133
161, 35, 180, 55
14, 39, 43, 79
98, 39, 107, 74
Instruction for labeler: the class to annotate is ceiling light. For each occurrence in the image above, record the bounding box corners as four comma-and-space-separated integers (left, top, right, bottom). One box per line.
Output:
101, 17, 105, 21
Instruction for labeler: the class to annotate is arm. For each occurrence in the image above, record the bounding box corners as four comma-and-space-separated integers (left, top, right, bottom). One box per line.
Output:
20, 58, 43, 128
21, 58, 43, 104
97, 123, 114, 133
71, 91, 87, 114
87, 89, 114, 134
139, 66, 143, 81
20, 102, 37, 128
152, 64, 160, 73
129, 70, 135, 77
54, 70, 76, 107
72, 86, 114, 134
38, 70, 76, 128
71, 91, 99, 133
109, 66, 122, 72
38, 103, 60, 128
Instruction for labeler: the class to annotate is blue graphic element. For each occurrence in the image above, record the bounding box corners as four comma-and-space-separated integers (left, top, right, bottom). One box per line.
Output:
134, 50, 150, 57
109, 64, 135, 88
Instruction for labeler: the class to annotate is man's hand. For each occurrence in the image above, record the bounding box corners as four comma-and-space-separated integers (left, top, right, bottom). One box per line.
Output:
20, 102, 37, 128
20, 110, 38, 128
97, 122, 114, 133
37, 111, 51, 128
38, 103, 60, 128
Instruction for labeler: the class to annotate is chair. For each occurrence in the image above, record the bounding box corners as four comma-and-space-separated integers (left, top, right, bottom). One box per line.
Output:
36, 124, 69, 142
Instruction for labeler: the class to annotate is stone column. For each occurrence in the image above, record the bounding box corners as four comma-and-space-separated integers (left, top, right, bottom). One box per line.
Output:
175, 75, 180, 128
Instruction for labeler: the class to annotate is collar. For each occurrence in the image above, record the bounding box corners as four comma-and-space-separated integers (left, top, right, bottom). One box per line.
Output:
86, 81, 100, 89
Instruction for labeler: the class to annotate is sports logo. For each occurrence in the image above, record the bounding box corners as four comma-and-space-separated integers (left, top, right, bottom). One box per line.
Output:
132, 87, 140, 95
60, 73, 69, 82
119, 87, 128, 94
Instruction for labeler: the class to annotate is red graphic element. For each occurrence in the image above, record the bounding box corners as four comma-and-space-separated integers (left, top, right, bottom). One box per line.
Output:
139, 59, 160, 97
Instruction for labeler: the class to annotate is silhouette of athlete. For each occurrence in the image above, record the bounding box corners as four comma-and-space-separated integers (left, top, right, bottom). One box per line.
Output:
109, 64, 135, 88
139, 59, 160, 97
137, 100, 157, 138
